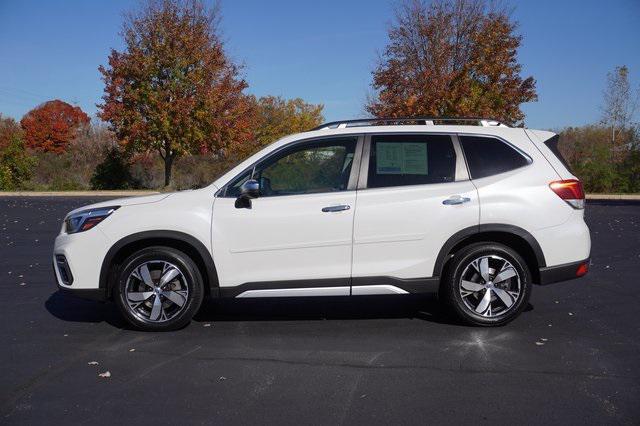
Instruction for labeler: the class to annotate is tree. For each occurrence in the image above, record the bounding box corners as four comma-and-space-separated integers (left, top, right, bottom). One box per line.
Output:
0, 114, 23, 151
20, 100, 90, 153
91, 146, 139, 190
367, 0, 537, 125
0, 133, 36, 190
601, 65, 639, 157
242, 96, 323, 156
98, 0, 254, 187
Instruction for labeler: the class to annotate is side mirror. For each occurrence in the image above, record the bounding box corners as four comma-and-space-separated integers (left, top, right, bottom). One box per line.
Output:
235, 179, 259, 209
240, 179, 260, 199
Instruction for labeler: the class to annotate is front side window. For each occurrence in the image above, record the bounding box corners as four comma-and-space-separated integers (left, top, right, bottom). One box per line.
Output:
367, 134, 456, 188
226, 138, 357, 197
460, 136, 530, 179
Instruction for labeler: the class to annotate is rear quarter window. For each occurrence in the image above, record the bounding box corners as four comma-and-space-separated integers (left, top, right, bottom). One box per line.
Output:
460, 136, 530, 179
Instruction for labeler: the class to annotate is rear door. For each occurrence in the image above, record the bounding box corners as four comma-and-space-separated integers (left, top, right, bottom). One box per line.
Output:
351, 133, 479, 294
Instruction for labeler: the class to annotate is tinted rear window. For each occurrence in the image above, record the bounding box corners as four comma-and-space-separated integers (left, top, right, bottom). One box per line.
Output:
460, 136, 530, 179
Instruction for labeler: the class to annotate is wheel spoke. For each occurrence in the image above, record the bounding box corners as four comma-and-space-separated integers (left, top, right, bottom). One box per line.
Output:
461, 280, 484, 293
475, 288, 492, 314
159, 267, 180, 288
127, 291, 153, 302
472, 257, 491, 282
149, 295, 163, 321
494, 268, 516, 284
479, 257, 491, 281
162, 290, 187, 307
493, 287, 515, 308
138, 264, 155, 288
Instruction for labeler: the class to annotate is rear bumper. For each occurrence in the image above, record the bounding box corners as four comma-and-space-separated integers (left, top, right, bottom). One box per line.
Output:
538, 258, 590, 285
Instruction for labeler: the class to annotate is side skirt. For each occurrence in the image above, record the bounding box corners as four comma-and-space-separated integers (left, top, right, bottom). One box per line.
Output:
220, 276, 441, 298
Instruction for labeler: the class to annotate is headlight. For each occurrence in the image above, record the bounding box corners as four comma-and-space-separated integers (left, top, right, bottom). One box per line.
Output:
65, 206, 119, 234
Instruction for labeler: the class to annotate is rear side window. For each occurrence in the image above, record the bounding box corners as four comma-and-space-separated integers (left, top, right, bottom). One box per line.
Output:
367, 134, 456, 188
543, 134, 574, 173
460, 136, 530, 179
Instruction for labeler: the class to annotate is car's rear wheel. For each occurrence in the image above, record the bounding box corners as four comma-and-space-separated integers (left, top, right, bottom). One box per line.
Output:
114, 246, 204, 331
442, 243, 532, 326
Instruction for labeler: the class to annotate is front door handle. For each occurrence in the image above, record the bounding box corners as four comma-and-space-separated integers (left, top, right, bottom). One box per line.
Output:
442, 195, 471, 205
322, 205, 351, 212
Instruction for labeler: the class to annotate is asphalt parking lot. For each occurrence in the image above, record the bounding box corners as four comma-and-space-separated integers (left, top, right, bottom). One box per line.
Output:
1, 196, 639, 425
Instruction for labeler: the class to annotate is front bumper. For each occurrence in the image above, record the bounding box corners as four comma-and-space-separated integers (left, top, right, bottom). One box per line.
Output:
538, 258, 590, 285
53, 259, 107, 301
53, 227, 111, 299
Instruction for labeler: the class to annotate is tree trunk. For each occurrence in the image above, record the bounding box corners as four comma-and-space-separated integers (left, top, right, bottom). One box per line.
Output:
164, 154, 174, 188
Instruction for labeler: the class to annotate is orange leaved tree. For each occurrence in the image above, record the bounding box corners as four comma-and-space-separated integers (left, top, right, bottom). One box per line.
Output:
367, 0, 537, 125
20, 100, 90, 153
98, 0, 254, 187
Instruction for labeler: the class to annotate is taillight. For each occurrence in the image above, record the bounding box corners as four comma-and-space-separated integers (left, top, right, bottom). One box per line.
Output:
549, 179, 585, 209
575, 262, 589, 277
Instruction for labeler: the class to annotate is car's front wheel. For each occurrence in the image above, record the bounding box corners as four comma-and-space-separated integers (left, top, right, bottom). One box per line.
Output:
442, 243, 532, 326
114, 246, 204, 331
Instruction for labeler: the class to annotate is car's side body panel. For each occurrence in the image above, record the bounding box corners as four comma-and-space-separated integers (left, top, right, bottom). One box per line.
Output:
466, 130, 591, 267
53, 125, 591, 303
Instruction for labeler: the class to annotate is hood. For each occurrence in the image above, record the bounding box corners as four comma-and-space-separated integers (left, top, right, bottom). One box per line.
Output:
66, 193, 171, 217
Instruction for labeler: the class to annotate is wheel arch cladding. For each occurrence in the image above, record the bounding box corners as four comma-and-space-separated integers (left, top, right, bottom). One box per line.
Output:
99, 231, 219, 299
435, 224, 545, 284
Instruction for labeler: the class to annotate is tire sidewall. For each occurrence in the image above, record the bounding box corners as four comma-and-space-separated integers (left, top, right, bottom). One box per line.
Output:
114, 247, 204, 331
446, 243, 532, 326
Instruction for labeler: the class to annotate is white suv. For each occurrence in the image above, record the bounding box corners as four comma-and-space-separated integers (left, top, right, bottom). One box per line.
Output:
53, 118, 591, 331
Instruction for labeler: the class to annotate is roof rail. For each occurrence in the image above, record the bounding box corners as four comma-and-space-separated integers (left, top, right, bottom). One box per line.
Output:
311, 117, 510, 131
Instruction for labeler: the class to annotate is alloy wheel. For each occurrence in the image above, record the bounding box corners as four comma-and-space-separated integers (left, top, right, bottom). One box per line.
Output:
125, 260, 189, 323
458, 255, 521, 318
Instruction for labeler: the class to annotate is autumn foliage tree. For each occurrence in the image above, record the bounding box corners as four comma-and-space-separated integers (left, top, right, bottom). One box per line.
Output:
367, 0, 537, 125
239, 96, 323, 156
0, 114, 35, 190
98, 0, 254, 187
20, 100, 90, 153
1, 114, 23, 151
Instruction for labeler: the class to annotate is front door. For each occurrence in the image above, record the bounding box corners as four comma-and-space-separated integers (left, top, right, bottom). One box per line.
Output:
212, 136, 362, 297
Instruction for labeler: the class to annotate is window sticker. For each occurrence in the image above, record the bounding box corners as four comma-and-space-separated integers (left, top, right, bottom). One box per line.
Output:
376, 142, 428, 175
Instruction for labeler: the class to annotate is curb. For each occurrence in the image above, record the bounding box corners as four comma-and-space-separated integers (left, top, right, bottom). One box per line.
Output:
585, 194, 640, 200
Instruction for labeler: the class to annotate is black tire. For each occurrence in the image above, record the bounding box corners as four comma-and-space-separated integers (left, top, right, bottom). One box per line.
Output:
441, 242, 532, 326
113, 246, 204, 331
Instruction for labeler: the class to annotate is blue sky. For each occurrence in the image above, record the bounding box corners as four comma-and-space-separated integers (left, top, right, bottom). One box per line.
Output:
0, 0, 638, 129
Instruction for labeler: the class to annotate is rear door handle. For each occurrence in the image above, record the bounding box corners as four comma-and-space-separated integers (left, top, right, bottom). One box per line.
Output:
322, 205, 351, 212
442, 195, 471, 205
